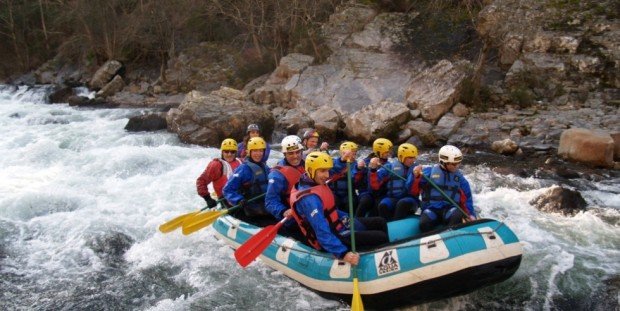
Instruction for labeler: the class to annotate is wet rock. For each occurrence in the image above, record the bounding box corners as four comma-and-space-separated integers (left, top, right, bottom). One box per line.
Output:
87, 231, 134, 260
48, 86, 74, 104
530, 186, 587, 215
125, 113, 167, 132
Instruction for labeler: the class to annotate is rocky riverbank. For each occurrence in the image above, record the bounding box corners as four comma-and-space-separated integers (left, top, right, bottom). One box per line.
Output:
7, 1, 620, 170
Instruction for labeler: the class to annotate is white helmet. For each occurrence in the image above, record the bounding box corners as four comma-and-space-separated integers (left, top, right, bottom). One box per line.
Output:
281, 135, 303, 152
438, 145, 463, 164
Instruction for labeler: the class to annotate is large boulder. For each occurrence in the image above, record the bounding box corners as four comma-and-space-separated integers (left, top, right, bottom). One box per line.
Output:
558, 128, 615, 168
125, 113, 167, 132
89, 60, 123, 90
166, 89, 274, 146
530, 186, 587, 216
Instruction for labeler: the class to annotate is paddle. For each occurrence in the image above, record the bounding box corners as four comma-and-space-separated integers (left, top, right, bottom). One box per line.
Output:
181, 193, 266, 235
158, 198, 224, 233
234, 216, 290, 267
378, 163, 470, 219
347, 160, 364, 311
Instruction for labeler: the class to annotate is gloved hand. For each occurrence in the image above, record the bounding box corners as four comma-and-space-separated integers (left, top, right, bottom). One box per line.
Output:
203, 196, 218, 208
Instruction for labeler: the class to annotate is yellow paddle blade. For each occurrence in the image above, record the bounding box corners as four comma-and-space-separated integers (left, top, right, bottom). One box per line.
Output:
158, 211, 200, 233
351, 278, 364, 311
181, 209, 229, 235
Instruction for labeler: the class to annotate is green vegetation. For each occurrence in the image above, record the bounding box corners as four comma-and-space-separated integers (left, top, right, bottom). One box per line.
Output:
0, 0, 344, 82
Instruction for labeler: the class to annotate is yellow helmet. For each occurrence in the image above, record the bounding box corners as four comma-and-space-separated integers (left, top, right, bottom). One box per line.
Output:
373, 138, 393, 154
247, 137, 266, 151
339, 141, 358, 153
397, 143, 418, 162
220, 138, 238, 151
303, 129, 319, 140
305, 151, 333, 179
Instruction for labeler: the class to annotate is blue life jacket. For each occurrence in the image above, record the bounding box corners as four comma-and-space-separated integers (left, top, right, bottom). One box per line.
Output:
386, 159, 410, 199
422, 164, 464, 209
243, 161, 269, 200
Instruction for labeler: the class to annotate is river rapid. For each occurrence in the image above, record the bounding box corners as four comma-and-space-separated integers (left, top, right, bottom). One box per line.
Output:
0, 85, 618, 310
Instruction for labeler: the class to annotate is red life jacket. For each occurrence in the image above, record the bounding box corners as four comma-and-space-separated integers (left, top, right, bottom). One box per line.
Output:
212, 158, 242, 198
272, 165, 304, 202
289, 184, 344, 250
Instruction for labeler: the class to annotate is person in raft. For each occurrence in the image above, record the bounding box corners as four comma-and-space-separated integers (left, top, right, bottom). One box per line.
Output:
237, 123, 271, 162
289, 151, 389, 265
301, 129, 329, 159
196, 138, 243, 208
409, 145, 477, 232
223, 137, 274, 227
265, 135, 306, 240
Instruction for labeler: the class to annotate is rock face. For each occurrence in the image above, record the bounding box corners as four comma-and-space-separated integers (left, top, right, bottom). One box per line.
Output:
166, 89, 274, 146
252, 8, 461, 142
558, 128, 615, 168
530, 185, 587, 215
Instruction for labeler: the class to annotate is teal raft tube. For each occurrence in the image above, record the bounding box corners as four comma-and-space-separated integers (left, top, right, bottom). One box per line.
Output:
212, 215, 522, 308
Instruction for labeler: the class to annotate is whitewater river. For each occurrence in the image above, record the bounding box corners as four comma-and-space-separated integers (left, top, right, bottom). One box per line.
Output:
1, 85, 618, 310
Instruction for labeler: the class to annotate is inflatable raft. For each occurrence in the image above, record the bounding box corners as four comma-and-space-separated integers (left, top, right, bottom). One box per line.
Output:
212, 215, 522, 308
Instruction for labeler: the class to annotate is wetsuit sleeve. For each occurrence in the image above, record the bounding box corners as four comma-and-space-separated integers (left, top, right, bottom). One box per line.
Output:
459, 177, 476, 217
297, 194, 348, 258
370, 164, 390, 190
223, 165, 251, 205
265, 170, 288, 219
196, 160, 223, 197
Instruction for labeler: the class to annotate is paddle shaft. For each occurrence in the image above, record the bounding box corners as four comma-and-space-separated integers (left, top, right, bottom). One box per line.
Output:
347, 161, 364, 311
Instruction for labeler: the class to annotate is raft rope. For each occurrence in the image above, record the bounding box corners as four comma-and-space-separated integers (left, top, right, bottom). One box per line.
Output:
218, 216, 509, 259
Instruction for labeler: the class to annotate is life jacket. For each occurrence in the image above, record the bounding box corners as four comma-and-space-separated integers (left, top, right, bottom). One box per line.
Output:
385, 159, 409, 198
422, 164, 465, 210
272, 165, 304, 204
328, 159, 352, 198
213, 158, 242, 198
289, 184, 344, 250
242, 161, 269, 201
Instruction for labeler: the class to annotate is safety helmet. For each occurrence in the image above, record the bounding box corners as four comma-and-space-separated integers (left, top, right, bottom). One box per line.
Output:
397, 143, 418, 163
220, 138, 238, 151
339, 141, 358, 153
305, 151, 333, 179
247, 124, 260, 133
303, 129, 319, 140
438, 145, 463, 164
281, 135, 303, 152
372, 138, 393, 154
247, 137, 267, 151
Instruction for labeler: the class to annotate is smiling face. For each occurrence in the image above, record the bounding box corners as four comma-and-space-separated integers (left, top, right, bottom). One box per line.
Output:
250, 149, 264, 162
305, 137, 319, 149
248, 130, 260, 138
313, 168, 330, 185
285, 149, 302, 166
222, 150, 236, 162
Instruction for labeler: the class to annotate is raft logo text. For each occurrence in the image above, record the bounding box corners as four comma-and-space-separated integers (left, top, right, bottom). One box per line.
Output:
375, 249, 400, 276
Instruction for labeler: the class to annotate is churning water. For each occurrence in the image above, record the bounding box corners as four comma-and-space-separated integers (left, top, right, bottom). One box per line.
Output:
0, 85, 618, 310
